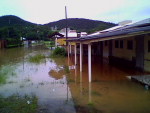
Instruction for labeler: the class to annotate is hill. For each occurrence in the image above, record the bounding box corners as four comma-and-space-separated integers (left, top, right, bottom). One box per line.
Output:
0, 15, 51, 41
0, 15, 117, 34
0, 15, 37, 27
44, 18, 117, 33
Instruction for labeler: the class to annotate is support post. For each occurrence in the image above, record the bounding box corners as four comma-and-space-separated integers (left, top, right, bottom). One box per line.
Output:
80, 43, 83, 72
55, 37, 57, 47
74, 43, 77, 65
88, 43, 92, 82
68, 42, 70, 58
70, 43, 71, 54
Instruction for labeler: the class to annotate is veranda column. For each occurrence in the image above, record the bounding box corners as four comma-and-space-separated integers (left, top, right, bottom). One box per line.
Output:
80, 43, 83, 72
69, 43, 71, 54
88, 43, 92, 82
74, 43, 77, 65
55, 37, 57, 47
68, 42, 70, 58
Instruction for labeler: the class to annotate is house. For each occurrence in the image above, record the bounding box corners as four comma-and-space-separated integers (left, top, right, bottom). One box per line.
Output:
56, 28, 87, 46
67, 18, 150, 82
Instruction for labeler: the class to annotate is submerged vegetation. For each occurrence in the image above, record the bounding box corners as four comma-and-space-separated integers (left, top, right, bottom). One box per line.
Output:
0, 94, 38, 113
28, 54, 45, 64
0, 66, 14, 84
64, 65, 70, 74
50, 47, 67, 57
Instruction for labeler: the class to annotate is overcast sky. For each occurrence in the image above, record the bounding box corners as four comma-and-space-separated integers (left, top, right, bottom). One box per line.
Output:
0, 0, 150, 24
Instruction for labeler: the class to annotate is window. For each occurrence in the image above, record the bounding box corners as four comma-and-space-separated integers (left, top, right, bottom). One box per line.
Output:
120, 40, 124, 48
148, 41, 150, 52
105, 41, 108, 46
127, 40, 133, 50
115, 40, 119, 48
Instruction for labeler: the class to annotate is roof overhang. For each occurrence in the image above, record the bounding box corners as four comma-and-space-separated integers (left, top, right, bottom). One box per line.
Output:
82, 31, 150, 44
66, 26, 150, 44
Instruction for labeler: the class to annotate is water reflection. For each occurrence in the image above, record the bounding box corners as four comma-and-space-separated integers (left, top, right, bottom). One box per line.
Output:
75, 66, 77, 84
80, 72, 83, 96
88, 82, 92, 103
68, 56, 150, 113
0, 46, 75, 113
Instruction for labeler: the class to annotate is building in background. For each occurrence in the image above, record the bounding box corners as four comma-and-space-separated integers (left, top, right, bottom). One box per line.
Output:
56, 28, 87, 46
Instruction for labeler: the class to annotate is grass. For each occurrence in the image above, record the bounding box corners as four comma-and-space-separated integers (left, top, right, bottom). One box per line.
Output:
0, 75, 7, 84
11, 72, 17, 76
6, 44, 23, 48
24, 77, 31, 82
28, 54, 45, 64
44, 41, 55, 48
20, 84, 25, 88
0, 94, 38, 113
0, 66, 12, 84
38, 82, 45, 85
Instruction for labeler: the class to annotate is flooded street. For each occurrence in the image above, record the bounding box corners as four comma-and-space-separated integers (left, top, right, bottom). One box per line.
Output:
0, 46, 150, 113
0, 46, 75, 113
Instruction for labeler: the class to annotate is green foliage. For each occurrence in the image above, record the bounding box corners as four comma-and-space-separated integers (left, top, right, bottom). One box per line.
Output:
51, 47, 67, 57
29, 54, 45, 64
0, 94, 38, 113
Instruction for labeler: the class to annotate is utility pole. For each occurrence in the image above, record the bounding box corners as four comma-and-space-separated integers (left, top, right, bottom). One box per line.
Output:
65, 6, 68, 46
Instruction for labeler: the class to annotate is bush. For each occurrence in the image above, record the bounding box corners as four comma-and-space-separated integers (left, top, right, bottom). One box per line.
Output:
51, 47, 67, 57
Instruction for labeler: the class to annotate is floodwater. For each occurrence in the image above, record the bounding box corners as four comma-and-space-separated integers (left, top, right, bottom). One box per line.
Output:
68, 56, 150, 113
0, 46, 150, 113
0, 46, 75, 113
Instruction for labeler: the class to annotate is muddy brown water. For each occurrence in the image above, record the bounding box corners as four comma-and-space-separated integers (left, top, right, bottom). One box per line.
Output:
0, 46, 75, 113
0, 46, 150, 113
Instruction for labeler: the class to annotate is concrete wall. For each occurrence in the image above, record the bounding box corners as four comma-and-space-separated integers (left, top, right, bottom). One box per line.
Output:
144, 34, 150, 72
112, 37, 136, 61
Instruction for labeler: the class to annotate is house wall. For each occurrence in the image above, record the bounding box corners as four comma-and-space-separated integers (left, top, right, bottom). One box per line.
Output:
57, 38, 76, 46
112, 37, 136, 61
103, 41, 109, 58
57, 38, 66, 46
144, 34, 150, 72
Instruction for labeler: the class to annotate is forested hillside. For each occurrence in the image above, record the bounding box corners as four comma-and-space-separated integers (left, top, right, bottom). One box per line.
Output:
44, 18, 116, 33
0, 15, 117, 41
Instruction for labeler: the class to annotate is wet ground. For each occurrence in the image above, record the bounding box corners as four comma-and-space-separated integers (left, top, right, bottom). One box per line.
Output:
0, 46, 150, 113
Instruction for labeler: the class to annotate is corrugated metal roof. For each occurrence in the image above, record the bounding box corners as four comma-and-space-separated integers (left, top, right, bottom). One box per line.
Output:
67, 24, 150, 42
